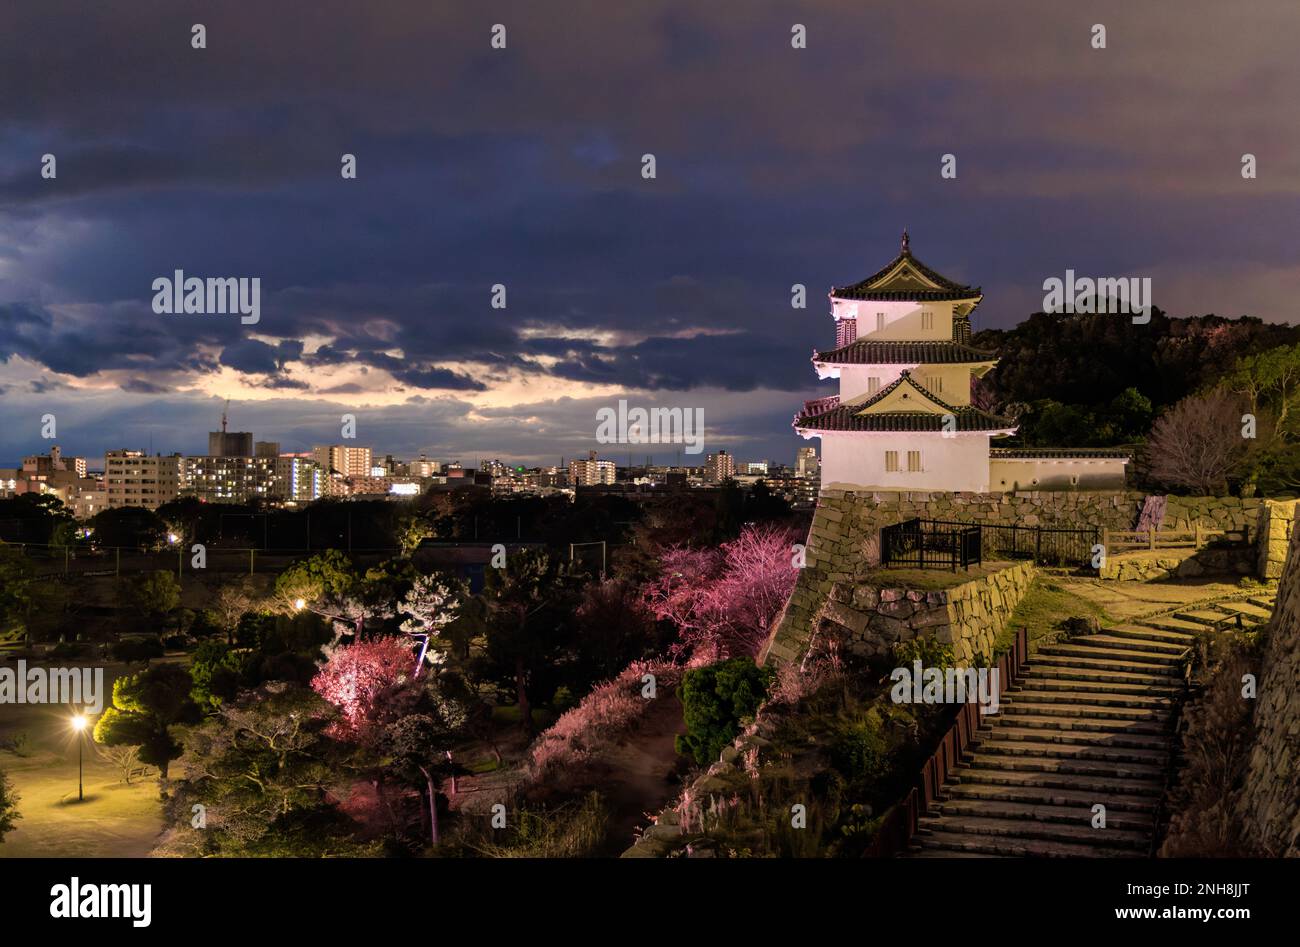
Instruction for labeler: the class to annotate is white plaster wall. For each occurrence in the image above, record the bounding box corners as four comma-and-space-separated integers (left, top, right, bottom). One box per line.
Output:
817, 432, 993, 492
988, 458, 1128, 491
830, 298, 954, 341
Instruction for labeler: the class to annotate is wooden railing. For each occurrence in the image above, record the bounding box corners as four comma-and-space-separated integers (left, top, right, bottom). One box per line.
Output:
1103, 525, 1250, 552
866, 627, 1030, 857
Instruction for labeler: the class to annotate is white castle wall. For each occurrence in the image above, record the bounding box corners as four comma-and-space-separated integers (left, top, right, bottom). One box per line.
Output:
818, 432, 993, 493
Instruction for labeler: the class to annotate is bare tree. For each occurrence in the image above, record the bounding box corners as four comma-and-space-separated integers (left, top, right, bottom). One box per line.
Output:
94, 743, 151, 785
1145, 390, 1247, 494
212, 580, 255, 645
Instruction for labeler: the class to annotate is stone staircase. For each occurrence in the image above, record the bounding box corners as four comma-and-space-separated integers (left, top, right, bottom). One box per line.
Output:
909, 591, 1275, 857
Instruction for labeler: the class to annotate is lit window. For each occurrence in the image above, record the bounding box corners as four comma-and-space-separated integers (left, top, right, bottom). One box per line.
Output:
907, 451, 922, 472
885, 451, 899, 473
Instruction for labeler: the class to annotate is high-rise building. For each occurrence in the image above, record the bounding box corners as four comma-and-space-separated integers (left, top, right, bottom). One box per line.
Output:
184, 455, 277, 503
312, 444, 373, 477
209, 431, 254, 457
105, 450, 184, 509
568, 450, 616, 486
254, 441, 280, 458
273, 454, 323, 502
796, 446, 820, 481
705, 450, 736, 483
409, 454, 440, 477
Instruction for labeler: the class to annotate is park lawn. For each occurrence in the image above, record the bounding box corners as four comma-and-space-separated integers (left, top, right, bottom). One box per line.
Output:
0, 660, 171, 858
861, 561, 1016, 592
998, 578, 1113, 654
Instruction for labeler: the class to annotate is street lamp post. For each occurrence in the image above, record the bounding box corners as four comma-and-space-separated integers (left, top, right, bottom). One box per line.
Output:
70, 714, 87, 801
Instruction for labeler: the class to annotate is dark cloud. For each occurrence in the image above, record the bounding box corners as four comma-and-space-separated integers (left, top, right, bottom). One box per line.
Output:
1, 0, 1298, 465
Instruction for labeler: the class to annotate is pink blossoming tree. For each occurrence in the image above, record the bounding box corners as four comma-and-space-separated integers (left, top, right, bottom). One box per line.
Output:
310, 636, 415, 742
645, 523, 799, 661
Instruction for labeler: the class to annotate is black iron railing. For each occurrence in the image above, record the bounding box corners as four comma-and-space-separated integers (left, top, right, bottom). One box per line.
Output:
919, 518, 1099, 569
880, 518, 982, 571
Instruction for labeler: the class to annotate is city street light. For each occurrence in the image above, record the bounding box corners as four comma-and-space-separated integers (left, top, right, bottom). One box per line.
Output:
70, 714, 87, 802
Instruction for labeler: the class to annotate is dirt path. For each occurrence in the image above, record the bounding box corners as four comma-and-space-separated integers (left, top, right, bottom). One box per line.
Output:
591, 691, 686, 856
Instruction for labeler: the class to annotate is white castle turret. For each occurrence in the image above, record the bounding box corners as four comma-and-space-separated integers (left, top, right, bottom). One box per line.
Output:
794, 232, 1013, 492
794, 233, 1130, 493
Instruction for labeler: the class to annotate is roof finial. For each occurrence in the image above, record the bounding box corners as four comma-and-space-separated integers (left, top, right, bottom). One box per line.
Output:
901, 228, 910, 254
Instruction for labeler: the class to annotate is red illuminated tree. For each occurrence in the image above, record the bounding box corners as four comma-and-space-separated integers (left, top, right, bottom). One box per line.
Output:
310, 636, 415, 742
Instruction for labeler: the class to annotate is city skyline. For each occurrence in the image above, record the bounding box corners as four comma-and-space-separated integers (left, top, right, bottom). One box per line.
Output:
4, 2, 1299, 469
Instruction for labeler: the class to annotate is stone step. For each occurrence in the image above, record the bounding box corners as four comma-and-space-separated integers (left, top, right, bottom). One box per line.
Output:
1103, 624, 1197, 646
946, 780, 1159, 813
1014, 676, 1182, 697
1245, 596, 1276, 611
955, 765, 1163, 797
966, 752, 1165, 781
1174, 609, 1232, 628
934, 799, 1155, 832
1030, 653, 1182, 678
984, 724, 1169, 750
1038, 643, 1184, 667
1216, 603, 1268, 616
1211, 602, 1272, 621
914, 830, 1141, 858
980, 737, 1168, 765
1002, 689, 1175, 710
1022, 664, 1183, 688
999, 701, 1171, 723
985, 713, 1169, 736
1137, 616, 1212, 635
920, 812, 1151, 848
1072, 633, 1189, 656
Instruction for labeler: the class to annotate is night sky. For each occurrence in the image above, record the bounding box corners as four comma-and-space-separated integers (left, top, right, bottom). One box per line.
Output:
1, 1, 1297, 468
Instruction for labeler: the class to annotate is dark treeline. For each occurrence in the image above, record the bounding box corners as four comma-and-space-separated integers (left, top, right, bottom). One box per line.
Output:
974, 309, 1300, 450
0, 478, 808, 567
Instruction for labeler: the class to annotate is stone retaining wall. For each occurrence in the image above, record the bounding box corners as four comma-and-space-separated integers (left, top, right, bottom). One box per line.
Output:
1238, 516, 1300, 856
1161, 495, 1271, 533
1100, 547, 1256, 582
1256, 499, 1299, 580
763, 490, 1298, 666
821, 561, 1035, 666
763, 490, 1133, 666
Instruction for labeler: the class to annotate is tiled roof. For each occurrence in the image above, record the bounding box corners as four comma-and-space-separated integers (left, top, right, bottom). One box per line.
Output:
832, 236, 981, 302
813, 340, 997, 365
793, 371, 1016, 433
990, 448, 1133, 460
794, 405, 1016, 433
801, 394, 840, 417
